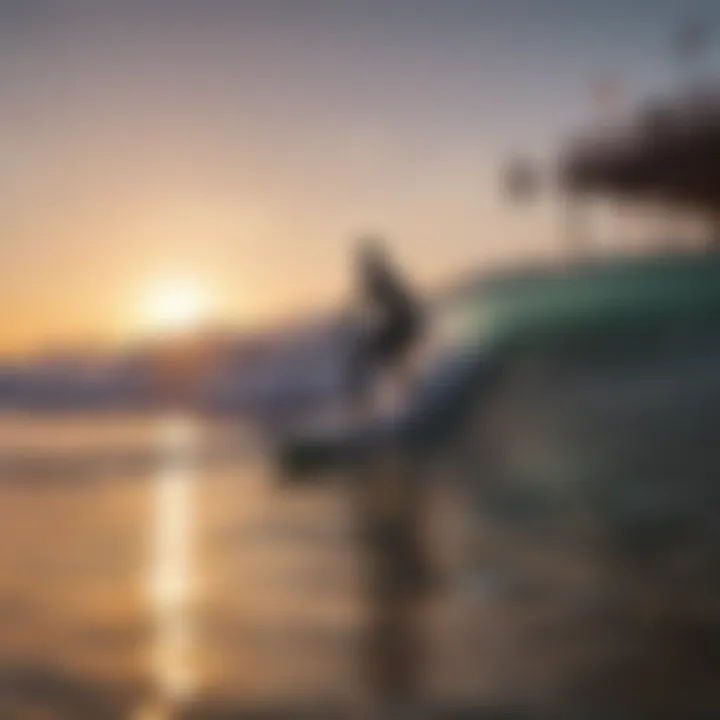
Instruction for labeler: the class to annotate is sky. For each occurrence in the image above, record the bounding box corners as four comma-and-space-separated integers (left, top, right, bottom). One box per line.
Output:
0, 0, 717, 353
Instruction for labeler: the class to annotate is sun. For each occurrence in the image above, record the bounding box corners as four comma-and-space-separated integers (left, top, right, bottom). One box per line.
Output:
142, 279, 208, 334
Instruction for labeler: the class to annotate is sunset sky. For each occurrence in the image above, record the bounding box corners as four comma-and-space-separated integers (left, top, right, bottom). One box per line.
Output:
0, 0, 715, 353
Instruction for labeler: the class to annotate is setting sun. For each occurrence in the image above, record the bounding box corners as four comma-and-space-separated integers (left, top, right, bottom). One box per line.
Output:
142, 280, 208, 334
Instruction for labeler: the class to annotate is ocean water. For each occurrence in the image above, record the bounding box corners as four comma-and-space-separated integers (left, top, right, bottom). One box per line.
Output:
1, 412, 719, 719
0, 413, 563, 718
0, 414, 368, 718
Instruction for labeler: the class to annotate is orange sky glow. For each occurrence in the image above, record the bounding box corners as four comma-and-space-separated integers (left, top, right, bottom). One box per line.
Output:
0, 1, 686, 354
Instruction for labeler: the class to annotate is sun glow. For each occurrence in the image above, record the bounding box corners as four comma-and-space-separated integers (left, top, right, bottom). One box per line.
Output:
142, 279, 208, 334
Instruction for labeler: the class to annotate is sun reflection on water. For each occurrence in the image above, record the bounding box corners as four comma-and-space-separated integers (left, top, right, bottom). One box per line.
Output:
136, 416, 198, 719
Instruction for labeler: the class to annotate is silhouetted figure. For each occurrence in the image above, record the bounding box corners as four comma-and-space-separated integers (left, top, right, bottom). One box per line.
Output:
347, 237, 423, 406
